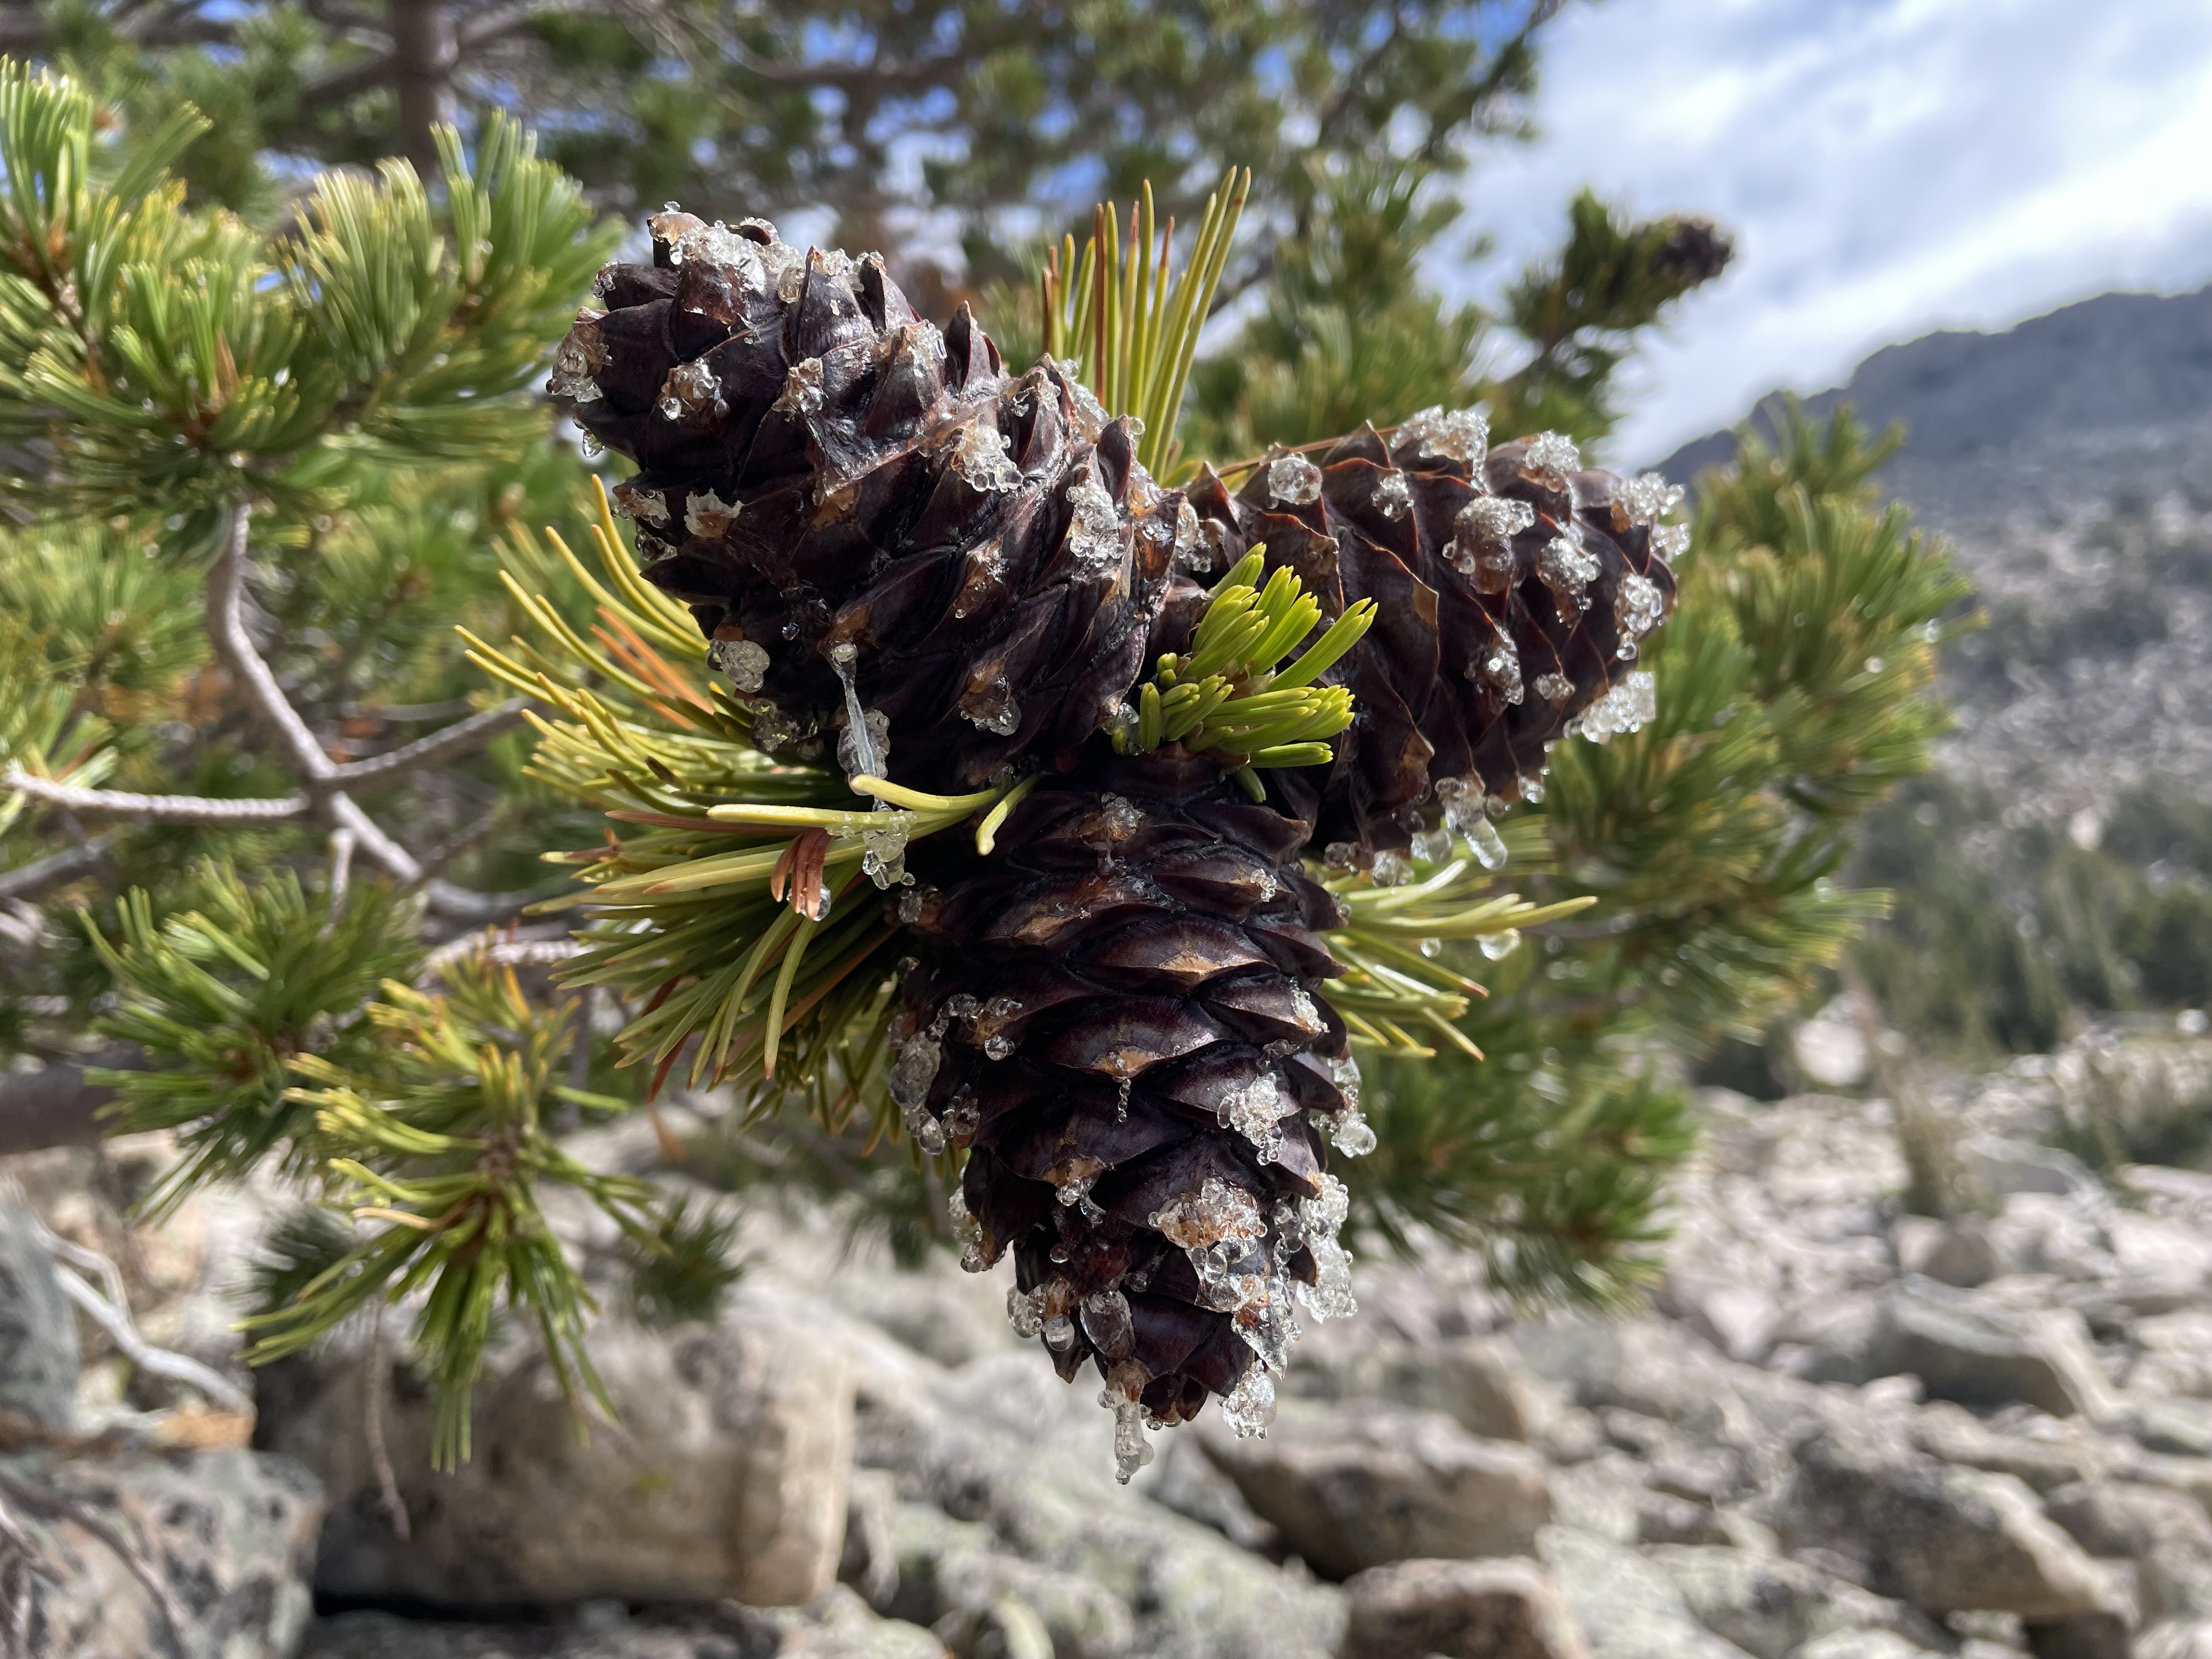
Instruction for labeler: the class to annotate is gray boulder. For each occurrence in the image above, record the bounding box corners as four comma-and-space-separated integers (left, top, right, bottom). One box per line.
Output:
1200, 1404, 1551, 1579
867, 1499, 1133, 1658
1793, 1635, 1941, 1659
1547, 1458, 1646, 1545
2021, 1610, 2134, 1659
2123, 1397, 2212, 1459
2042, 1481, 2212, 1621
1539, 1527, 1760, 1659
2, 1444, 323, 1659
1891, 1216, 2002, 1289
303, 1587, 949, 1658
2127, 1310, 2212, 1399
0, 1198, 76, 1428
1908, 1403, 2120, 1494
1342, 1557, 1589, 1659
840, 1335, 1346, 1659
1323, 1336, 1554, 1443
2127, 1451, 2212, 1514
1139, 1430, 1282, 1553
1776, 1296, 1891, 1389
1641, 1545, 1945, 1659
1963, 1139, 2100, 1200
255, 1312, 856, 1609
1876, 1279, 2119, 1421
2138, 1623, 2212, 1659
1781, 1423, 2115, 1616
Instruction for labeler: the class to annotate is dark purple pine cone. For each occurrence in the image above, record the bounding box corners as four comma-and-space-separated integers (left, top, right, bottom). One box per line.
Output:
550, 219, 1682, 1475
890, 752, 1372, 1476
1178, 411, 1685, 861
551, 211, 1197, 791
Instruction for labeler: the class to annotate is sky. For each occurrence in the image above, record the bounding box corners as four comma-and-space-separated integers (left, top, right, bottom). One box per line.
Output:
1446, 0, 2212, 465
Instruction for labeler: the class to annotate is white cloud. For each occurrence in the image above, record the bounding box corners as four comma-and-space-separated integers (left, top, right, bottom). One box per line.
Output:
1442, 0, 2212, 464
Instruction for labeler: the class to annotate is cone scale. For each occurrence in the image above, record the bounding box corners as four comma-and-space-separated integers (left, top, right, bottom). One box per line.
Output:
1183, 419, 1682, 860
555, 214, 1680, 1472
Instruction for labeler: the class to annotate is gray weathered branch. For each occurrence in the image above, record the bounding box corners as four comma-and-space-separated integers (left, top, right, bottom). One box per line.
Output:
0, 1046, 137, 1158
201, 501, 531, 910
324, 792, 422, 883
208, 506, 340, 785
2, 774, 310, 824
422, 878, 557, 923
36, 1221, 256, 1414
329, 699, 527, 786
0, 836, 112, 904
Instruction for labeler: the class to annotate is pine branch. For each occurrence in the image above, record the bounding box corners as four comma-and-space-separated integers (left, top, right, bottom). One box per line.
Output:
2, 775, 311, 823
419, 877, 559, 923
207, 506, 340, 786
328, 698, 528, 786
323, 793, 421, 882
0, 779, 538, 916
199, 503, 536, 910
0, 1046, 137, 1156
419, 928, 583, 979
0, 836, 111, 902
35, 1220, 253, 1412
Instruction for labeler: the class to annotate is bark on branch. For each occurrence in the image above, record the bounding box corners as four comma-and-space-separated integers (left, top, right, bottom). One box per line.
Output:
0, 1046, 137, 1158
198, 501, 527, 905
1, 775, 311, 824
0, 837, 111, 904
207, 506, 340, 786
328, 699, 527, 786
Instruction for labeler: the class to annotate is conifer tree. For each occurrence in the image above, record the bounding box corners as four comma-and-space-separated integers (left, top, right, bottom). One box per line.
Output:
0, 40, 1963, 1475
9, 0, 1560, 278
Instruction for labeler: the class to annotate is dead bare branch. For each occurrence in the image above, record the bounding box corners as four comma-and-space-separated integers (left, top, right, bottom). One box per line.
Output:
0, 836, 112, 904
2, 775, 310, 824
328, 698, 527, 786
33, 1221, 255, 1415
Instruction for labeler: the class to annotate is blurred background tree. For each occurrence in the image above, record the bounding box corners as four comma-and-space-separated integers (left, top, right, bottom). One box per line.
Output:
8, 0, 1563, 296
0, 0, 1968, 1417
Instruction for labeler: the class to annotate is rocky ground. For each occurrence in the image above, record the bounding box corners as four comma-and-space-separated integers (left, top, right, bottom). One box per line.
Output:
8, 1030, 2212, 1658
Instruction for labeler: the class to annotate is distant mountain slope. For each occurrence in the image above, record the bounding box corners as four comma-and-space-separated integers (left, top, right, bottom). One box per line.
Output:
1661, 285, 2212, 1052
1662, 278, 2212, 827
1659, 284, 2212, 529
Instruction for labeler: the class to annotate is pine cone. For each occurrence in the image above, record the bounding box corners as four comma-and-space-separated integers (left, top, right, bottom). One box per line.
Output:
894, 752, 1367, 1474
554, 211, 1187, 790
549, 216, 1683, 1468
1180, 415, 1683, 858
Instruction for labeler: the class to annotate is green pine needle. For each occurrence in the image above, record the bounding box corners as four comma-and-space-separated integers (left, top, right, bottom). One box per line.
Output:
242, 1204, 360, 1329
240, 956, 659, 1470
624, 1194, 746, 1328
1040, 168, 1250, 481
83, 861, 421, 1216
1114, 546, 1374, 771
467, 486, 1000, 1120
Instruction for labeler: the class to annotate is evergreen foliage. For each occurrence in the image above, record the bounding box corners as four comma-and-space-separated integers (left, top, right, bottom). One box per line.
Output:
0, 37, 1964, 1456
1353, 404, 1970, 1283
245, 958, 659, 1466
1852, 775, 2212, 1059
84, 862, 420, 1214
1189, 173, 1734, 459
10, 0, 1558, 271
1842, 488, 2212, 1058
623, 1193, 747, 1329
